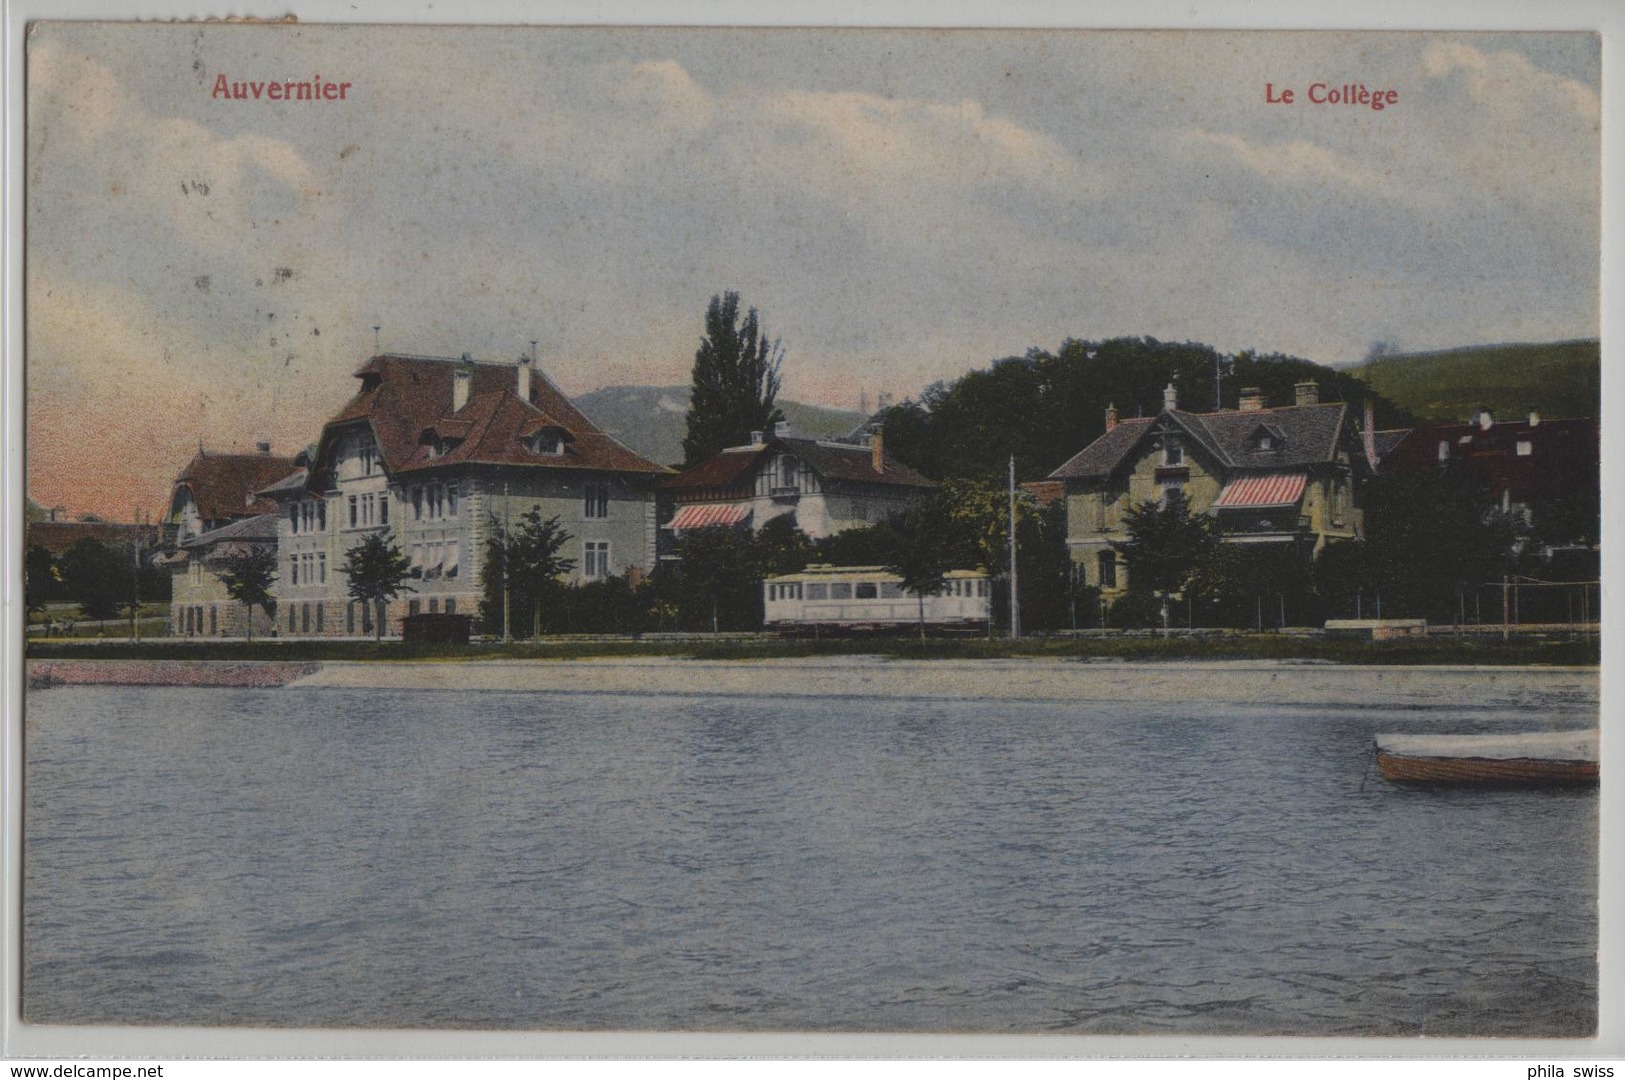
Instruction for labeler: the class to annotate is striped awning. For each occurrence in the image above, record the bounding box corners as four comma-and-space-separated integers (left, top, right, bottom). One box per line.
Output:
665, 503, 751, 530
1212, 472, 1308, 509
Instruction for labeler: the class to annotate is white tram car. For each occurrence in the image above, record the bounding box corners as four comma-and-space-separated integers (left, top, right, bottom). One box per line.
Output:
764, 564, 992, 632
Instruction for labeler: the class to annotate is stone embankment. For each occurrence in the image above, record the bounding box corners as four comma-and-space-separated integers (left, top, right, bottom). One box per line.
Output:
27, 659, 321, 689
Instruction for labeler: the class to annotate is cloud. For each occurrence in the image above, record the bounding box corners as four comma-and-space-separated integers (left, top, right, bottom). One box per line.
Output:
757, 90, 1090, 199
1422, 40, 1600, 124
1178, 130, 1416, 204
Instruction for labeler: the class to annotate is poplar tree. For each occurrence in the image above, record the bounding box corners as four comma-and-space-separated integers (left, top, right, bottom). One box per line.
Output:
682, 291, 785, 466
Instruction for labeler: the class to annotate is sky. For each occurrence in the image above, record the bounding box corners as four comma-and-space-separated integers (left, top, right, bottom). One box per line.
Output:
24, 24, 1600, 520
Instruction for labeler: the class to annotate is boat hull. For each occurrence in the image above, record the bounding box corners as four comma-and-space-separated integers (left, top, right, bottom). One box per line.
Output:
1375, 751, 1598, 786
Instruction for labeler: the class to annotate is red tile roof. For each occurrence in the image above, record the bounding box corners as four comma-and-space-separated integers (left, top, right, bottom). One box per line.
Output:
318, 354, 671, 483
662, 433, 934, 494
26, 520, 160, 555
170, 451, 300, 522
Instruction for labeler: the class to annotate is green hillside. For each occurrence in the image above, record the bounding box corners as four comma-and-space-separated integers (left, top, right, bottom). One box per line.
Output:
1350, 339, 1598, 423
573, 385, 866, 468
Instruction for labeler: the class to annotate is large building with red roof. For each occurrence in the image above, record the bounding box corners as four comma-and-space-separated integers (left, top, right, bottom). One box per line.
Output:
255, 352, 671, 637
1047, 381, 1372, 594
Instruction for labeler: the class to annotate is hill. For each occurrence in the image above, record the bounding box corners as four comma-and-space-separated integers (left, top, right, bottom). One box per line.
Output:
572, 386, 867, 468
1349, 339, 1598, 423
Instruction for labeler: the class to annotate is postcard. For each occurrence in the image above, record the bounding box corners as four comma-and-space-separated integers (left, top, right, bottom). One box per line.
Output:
10, 17, 1609, 1059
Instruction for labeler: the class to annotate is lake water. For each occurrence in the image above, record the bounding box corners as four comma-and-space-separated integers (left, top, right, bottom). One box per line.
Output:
23, 683, 1598, 1035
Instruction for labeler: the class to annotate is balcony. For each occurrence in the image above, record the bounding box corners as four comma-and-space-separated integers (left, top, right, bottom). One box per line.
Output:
769, 486, 801, 502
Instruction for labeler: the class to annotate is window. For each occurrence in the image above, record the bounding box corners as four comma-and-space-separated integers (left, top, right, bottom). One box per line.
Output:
348, 495, 358, 527
1098, 550, 1118, 589
446, 484, 458, 517
316, 603, 324, 633
445, 540, 460, 579
1438, 440, 1450, 462
445, 598, 456, 616
780, 456, 798, 489
290, 558, 299, 587
583, 541, 610, 579
830, 582, 853, 600
1516, 440, 1533, 457
1161, 482, 1184, 507
856, 582, 879, 599
584, 482, 610, 519
880, 582, 903, 599
379, 496, 389, 525
317, 501, 326, 531
1258, 435, 1273, 450
302, 604, 311, 633
409, 599, 421, 616
1164, 438, 1184, 467
289, 505, 300, 533
412, 487, 423, 520
807, 584, 828, 600
428, 598, 439, 614
360, 444, 376, 476
317, 552, 327, 584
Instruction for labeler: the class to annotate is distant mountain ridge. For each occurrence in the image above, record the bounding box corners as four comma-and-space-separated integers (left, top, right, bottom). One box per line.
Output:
573, 385, 868, 468
1349, 339, 1599, 424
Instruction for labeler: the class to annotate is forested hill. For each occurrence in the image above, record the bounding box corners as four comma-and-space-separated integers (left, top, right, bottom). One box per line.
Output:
573, 385, 866, 468
875, 337, 1411, 485
1349, 339, 1599, 424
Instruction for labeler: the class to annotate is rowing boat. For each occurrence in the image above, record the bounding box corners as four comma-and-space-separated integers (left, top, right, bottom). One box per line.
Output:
1373, 730, 1598, 786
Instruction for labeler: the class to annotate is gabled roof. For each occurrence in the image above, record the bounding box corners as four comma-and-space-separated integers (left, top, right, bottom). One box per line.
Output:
776, 434, 935, 488
314, 354, 670, 484
25, 521, 160, 555
170, 451, 301, 521
180, 512, 280, 549
662, 432, 935, 494
1049, 404, 1351, 482
657, 445, 767, 492
256, 468, 310, 498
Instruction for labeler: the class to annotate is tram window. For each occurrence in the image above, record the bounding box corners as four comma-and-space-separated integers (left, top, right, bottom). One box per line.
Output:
830, 583, 853, 600
807, 584, 827, 600
880, 582, 903, 599
856, 582, 878, 599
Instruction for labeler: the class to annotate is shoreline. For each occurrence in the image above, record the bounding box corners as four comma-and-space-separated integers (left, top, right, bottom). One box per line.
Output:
26, 657, 1600, 709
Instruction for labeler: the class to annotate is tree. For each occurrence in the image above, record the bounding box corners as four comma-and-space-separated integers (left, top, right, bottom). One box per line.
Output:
1111, 491, 1219, 630
217, 545, 278, 642
479, 509, 575, 638
880, 501, 955, 641
25, 544, 61, 616
674, 525, 762, 632
682, 291, 785, 465
340, 531, 414, 641
58, 539, 127, 621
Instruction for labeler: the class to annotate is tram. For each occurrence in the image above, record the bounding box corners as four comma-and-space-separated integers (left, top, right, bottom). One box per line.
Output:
763, 564, 992, 632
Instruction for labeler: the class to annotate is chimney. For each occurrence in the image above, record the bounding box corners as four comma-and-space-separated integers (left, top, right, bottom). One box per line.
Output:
775, 419, 791, 437
256, 440, 271, 454
877, 392, 894, 411
453, 354, 474, 413
1104, 403, 1118, 432
517, 352, 534, 403
1294, 381, 1320, 407
1474, 405, 1493, 431
1239, 387, 1265, 412
749, 430, 764, 445
1162, 383, 1177, 412
870, 426, 885, 474
1528, 407, 1541, 428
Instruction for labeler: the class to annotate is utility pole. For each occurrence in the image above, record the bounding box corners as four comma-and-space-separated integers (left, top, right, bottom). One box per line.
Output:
502, 480, 512, 643
130, 508, 142, 642
1008, 454, 1020, 640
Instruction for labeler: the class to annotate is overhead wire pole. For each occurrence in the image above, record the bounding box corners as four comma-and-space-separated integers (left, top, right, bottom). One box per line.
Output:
502, 479, 511, 643
1008, 454, 1019, 640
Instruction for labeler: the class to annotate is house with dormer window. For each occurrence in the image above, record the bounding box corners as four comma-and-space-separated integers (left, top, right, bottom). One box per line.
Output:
255, 351, 671, 637
1048, 381, 1371, 594
658, 421, 934, 550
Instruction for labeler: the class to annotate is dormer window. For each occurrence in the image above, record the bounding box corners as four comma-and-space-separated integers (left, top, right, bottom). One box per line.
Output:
532, 432, 565, 455
1163, 438, 1184, 467
1249, 424, 1285, 452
